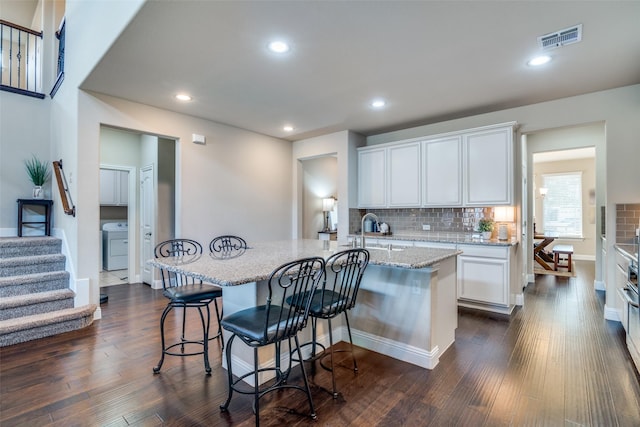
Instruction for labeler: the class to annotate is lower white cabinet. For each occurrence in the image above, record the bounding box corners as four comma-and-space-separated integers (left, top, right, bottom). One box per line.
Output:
457, 244, 516, 314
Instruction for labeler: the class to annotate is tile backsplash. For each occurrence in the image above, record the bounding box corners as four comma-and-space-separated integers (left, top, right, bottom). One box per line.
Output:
616, 203, 640, 244
349, 207, 495, 234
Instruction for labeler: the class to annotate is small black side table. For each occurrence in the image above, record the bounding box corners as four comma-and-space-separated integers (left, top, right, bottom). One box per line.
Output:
17, 199, 53, 237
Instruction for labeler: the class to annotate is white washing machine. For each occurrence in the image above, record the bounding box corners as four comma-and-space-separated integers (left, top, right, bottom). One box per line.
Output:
102, 222, 128, 271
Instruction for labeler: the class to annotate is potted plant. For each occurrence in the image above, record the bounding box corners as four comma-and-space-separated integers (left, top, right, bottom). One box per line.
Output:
24, 155, 51, 199
478, 218, 494, 239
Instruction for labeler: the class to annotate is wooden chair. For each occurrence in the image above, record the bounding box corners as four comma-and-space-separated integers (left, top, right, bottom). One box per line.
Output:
553, 244, 574, 272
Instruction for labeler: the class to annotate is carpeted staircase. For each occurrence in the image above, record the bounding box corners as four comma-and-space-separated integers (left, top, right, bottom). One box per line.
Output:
0, 236, 97, 347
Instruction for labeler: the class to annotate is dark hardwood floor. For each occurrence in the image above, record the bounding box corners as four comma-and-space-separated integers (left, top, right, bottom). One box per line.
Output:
2, 261, 640, 426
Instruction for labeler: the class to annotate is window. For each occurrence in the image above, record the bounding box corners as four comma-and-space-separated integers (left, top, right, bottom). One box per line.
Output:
541, 172, 583, 237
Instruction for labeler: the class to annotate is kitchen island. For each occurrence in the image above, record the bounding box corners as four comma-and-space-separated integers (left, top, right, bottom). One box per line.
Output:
149, 239, 461, 382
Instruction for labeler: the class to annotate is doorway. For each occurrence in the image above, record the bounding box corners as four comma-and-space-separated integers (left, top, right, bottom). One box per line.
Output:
523, 122, 605, 284
99, 126, 177, 289
300, 155, 338, 240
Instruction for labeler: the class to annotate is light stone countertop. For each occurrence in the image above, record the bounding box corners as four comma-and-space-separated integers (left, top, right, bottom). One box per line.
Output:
148, 239, 461, 287
349, 232, 519, 247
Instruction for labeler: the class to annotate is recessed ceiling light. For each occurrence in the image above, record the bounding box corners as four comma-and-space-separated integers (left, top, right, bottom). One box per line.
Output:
527, 55, 552, 67
175, 94, 192, 101
268, 41, 290, 53
371, 99, 386, 108
283, 125, 294, 132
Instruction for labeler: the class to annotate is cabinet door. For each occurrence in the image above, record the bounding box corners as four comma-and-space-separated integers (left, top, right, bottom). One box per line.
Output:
458, 255, 509, 306
422, 136, 462, 206
464, 126, 513, 205
388, 143, 421, 207
358, 148, 386, 208
118, 170, 129, 206
100, 169, 118, 205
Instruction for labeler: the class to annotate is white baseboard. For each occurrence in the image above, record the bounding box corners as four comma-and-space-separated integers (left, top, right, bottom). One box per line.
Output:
527, 273, 535, 283
351, 328, 441, 370
0, 228, 18, 237
515, 293, 524, 306
594, 279, 606, 291
603, 304, 620, 322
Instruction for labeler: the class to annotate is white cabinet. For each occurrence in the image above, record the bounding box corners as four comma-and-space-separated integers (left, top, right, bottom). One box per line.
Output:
358, 148, 386, 208
422, 136, 462, 206
457, 244, 517, 314
357, 122, 515, 208
388, 142, 421, 207
358, 143, 420, 208
464, 126, 513, 206
100, 169, 129, 206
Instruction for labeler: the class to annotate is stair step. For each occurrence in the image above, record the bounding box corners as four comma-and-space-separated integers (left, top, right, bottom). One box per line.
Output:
0, 254, 66, 277
0, 271, 70, 297
0, 237, 62, 258
0, 289, 75, 321
0, 304, 97, 347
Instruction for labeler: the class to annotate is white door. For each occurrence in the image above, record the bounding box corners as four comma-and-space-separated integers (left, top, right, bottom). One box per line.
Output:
141, 165, 155, 286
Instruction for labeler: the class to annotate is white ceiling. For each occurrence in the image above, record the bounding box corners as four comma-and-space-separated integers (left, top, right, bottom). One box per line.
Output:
77, 1, 640, 142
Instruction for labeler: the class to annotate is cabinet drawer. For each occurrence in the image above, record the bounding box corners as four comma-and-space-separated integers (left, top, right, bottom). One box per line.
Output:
458, 244, 508, 259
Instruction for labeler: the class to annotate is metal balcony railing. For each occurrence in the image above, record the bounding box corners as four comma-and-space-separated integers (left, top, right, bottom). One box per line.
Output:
0, 19, 45, 99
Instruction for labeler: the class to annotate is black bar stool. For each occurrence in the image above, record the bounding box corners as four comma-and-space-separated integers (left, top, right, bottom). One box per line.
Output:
289, 248, 370, 398
153, 239, 223, 375
219, 256, 325, 426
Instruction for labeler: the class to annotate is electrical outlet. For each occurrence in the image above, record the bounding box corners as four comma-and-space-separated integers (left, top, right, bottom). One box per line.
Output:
422, 224, 430, 231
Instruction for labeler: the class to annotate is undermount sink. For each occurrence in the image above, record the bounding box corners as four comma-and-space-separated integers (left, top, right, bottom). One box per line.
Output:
340, 244, 405, 252
365, 246, 405, 252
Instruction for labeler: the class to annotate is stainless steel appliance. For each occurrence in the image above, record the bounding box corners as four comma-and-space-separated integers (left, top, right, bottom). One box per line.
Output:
622, 261, 640, 369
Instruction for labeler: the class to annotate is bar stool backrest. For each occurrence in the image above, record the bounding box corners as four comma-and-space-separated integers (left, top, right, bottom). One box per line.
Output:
321, 249, 370, 317
154, 238, 203, 289
209, 235, 247, 259
261, 257, 326, 344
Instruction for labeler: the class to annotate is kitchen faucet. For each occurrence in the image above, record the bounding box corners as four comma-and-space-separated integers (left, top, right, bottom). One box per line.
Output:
360, 212, 379, 248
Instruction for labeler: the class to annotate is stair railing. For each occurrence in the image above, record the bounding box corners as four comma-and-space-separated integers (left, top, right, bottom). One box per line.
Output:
52, 160, 75, 217
0, 19, 44, 98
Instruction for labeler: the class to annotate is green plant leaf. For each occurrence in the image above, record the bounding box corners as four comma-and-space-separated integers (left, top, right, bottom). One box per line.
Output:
24, 155, 51, 186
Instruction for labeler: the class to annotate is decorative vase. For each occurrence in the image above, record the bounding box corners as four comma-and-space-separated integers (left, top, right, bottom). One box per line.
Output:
482, 231, 492, 240
32, 186, 43, 199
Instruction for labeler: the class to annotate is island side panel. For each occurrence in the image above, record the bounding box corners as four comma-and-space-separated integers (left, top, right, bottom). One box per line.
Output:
349, 263, 454, 369
430, 256, 458, 361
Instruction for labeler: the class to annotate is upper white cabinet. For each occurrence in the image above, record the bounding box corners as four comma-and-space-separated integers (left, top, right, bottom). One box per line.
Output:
464, 126, 514, 206
357, 122, 515, 208
388, 142, 421, 207
100, 169, 129, 206
422, 136, 462, 206
358, 148, 387, 208
358, 142, 421, 208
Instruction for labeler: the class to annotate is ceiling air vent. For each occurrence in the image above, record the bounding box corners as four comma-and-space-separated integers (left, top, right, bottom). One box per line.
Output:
538, 24, 582, 50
